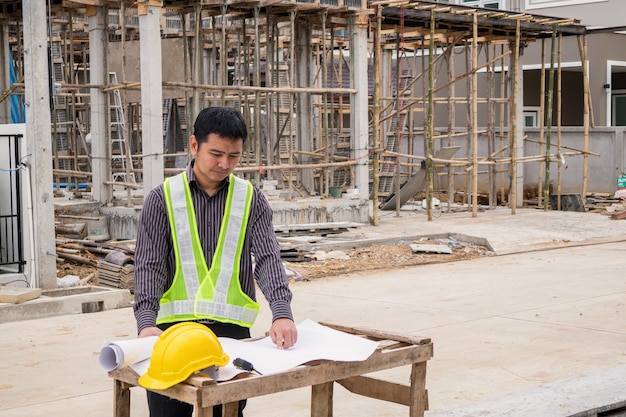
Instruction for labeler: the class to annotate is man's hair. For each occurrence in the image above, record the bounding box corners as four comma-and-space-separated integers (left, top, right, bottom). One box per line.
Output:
193, 107, 248, 145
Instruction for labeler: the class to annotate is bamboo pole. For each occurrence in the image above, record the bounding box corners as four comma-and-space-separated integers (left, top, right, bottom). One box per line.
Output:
464, 41, 470, 208
447, 40, 456, 212
289, 10, 296, 198
557, 32, 563, 210
427, 11, 435, 221
487, 42, 496, 208
321, 11, 330, 197
578, 34, 590, 201
543, 26, 557, 211
220, 5, 227, 106
499, 44, 507, 205
510, 20, 520, 214
394, 34, 402, 216
525, 138, 599, 157
253, 7, 262, 185
372, 6, 382, 226
471, 13, 478, 217
538, 38, 545, 207
181, 12, 192, 145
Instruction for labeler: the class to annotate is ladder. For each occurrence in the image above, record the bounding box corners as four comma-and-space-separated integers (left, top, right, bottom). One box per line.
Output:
108, 72, 135, 184
377, 70, 412, 198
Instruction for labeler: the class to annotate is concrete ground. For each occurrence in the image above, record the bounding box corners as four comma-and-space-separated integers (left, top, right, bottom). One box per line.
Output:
2, 206, 626, 417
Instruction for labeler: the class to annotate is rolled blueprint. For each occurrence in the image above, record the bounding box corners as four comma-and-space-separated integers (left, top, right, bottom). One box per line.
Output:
99, 336, 158, 372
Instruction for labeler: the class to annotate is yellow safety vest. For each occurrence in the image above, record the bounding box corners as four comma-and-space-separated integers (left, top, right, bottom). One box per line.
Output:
157, 172, 260, 327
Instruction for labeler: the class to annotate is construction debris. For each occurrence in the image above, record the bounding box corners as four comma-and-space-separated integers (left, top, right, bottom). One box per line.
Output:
97, 251, 135, 292
409, 243, 453, 255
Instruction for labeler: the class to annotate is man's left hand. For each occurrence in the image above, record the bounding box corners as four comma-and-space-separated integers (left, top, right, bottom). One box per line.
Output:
269, 318, 298, 349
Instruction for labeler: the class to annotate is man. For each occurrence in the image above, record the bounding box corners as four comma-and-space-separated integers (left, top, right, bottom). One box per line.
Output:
134, 107, 298, 417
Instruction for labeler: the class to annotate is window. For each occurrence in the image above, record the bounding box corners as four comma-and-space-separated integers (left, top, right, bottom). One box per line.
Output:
526, 0, 608, 9
461, 0, 504, 8
434, 0, 503, 7
523, 107, 540, 127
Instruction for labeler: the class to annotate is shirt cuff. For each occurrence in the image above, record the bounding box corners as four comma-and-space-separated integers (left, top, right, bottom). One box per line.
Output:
136, 309, 158, 334
269, 299, 294, 322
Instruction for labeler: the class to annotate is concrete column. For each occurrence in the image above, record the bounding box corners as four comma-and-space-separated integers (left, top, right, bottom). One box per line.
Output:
22, 0, 56, 289
350, 16, 369, 199
88, 7, 108, 204
139, 1, 164, 193
296, 25, 314, 194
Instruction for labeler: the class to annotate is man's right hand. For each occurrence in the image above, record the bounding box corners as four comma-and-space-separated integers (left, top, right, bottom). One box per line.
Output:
139, 326, 163, 338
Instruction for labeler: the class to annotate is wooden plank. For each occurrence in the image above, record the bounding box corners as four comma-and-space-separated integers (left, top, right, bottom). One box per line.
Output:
319, 322, 432, 345
0, 287, 42, 304
337, 375, 411, 405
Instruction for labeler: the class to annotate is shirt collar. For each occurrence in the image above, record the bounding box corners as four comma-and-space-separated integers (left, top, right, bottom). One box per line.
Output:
186, 159, 231, 192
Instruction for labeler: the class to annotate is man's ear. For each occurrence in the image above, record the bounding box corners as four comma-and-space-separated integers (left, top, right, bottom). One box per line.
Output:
189, 135, 198, 155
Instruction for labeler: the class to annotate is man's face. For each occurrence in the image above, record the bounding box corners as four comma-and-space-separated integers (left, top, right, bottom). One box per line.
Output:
190, 133, 243, 189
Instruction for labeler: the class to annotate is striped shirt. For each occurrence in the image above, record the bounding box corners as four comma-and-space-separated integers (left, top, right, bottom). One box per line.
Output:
133, 162, 293, 334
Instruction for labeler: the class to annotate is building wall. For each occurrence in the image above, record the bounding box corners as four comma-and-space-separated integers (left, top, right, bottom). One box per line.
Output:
521, 33, 626, 127
522, 0, 626, 28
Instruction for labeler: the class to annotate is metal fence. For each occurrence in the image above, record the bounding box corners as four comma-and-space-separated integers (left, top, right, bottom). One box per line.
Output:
0, 133, 24, 273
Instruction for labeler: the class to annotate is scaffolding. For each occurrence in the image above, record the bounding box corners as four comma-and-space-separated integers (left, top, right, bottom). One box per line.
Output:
0, 0, 589, 219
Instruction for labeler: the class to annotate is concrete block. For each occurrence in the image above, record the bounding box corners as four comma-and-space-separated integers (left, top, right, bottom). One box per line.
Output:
0, 287, 42, 304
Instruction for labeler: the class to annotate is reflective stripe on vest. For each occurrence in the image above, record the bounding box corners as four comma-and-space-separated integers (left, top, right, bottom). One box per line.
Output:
157, 172, 260, 327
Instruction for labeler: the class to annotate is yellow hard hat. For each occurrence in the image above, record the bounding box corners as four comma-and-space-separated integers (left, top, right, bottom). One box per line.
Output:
138, 322, 230, 390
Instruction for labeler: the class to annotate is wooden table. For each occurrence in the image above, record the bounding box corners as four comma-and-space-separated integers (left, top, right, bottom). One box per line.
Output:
109, 322, 433, 417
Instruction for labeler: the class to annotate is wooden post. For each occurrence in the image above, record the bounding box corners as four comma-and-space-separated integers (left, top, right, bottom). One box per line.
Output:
311, 382, 334, 417
510, 20, 520, 214
409, 362, 427, 417
426, 11, 435, 221
113, 379, 131, 417
372, 7, 382, 226
471, 13, 478, 217
543, 27, 557, 211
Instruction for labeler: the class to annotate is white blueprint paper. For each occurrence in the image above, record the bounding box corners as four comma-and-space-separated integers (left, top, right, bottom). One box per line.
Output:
216, 319, 379, 380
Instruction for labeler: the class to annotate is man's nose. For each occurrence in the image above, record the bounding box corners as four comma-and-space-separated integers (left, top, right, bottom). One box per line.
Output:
217, 155, 230, 167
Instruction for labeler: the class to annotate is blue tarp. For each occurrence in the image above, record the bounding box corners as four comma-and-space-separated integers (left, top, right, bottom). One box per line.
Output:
10, 48, 24, 123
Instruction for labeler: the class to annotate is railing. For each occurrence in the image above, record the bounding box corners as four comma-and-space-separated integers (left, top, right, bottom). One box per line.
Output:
0, 133, 24, 274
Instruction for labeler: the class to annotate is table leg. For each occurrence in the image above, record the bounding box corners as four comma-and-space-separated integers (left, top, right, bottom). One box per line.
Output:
409, 362, 427, 417
113, 379, 131, 417
311, 382, 333, 417
223, 402, 239, 417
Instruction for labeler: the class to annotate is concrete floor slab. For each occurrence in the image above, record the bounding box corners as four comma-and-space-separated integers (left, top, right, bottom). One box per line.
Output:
3, 208, 626, 417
